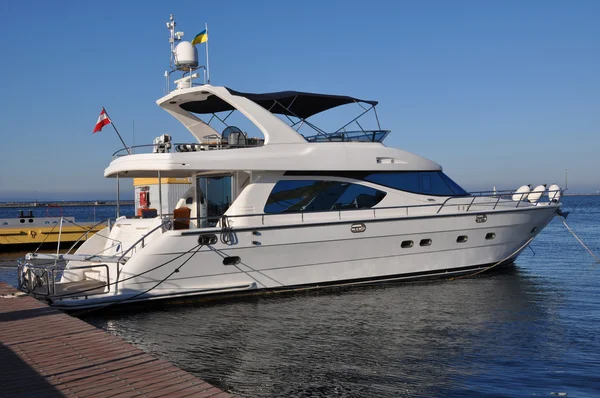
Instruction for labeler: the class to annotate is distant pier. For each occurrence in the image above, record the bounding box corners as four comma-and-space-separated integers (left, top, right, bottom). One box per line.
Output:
0, 201, 134, 208
0, 282, 234, 397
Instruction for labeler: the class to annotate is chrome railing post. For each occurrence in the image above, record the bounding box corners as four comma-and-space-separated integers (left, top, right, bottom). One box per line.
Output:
43, 269, 50, 296
56, 217, 63, 258
493, 195, 501, 210
17, 261, 22, 290
465, 196, 477, 212
516, 193, 525, 208
436, 197, 453, 214
51, 268, 57, 296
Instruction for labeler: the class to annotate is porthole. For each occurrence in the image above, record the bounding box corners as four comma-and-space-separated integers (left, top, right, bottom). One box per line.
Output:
419, 239, 432, 247
457, 235, 468, 243
485, 232, 496, 240
20, 219, 25, 223
530, 227, 537, 234
28, 219, 34, 223
401, 240, 414, 248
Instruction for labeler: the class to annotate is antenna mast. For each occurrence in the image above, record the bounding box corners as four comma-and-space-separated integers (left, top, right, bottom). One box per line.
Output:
167, 14, 176, 69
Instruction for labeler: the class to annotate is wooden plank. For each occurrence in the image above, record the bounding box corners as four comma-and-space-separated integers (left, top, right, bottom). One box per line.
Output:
0, 282, 237, 397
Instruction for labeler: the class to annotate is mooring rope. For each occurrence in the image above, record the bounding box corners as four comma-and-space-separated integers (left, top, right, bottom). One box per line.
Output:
52, 244, 203, 299
454, 211, 600, 280
72, 244, 204, 316
560, 217, 600, 263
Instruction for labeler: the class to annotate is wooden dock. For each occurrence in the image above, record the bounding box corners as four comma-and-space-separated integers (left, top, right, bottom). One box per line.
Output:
0, 282, 235, 397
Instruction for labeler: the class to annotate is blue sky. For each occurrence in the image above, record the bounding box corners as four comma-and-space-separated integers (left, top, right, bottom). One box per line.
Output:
0, 0, 598, 200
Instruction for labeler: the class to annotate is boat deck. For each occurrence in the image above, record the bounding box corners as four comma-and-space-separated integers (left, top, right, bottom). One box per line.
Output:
0, 282, 234, 397
31, 278, 108, 297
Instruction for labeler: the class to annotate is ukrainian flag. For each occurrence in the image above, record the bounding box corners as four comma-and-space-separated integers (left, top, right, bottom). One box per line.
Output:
191, 30, 208, 46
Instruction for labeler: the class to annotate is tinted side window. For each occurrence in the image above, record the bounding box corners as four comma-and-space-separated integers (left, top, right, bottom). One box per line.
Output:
364, 172, 468, 196
264, 180, 386, 214
365, 172, 420, 193
420, 172, 454, 195
439, 173, 468, 195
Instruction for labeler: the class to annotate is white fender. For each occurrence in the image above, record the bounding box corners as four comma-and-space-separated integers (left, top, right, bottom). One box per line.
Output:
512, 184, 531, 202
528, 184, 547, 203
548, 184, 561, 202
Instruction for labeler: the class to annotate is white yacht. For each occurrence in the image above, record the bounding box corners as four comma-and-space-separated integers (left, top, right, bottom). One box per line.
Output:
18, 15, 564, 310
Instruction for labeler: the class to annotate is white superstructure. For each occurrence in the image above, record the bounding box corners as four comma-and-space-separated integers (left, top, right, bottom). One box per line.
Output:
18, 15, 563, 310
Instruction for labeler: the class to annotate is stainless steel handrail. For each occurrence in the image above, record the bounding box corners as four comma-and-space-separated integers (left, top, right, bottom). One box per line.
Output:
18, 261, 110, 298
304, 129, 391, 143
167, 189, 563, 226
112, 141, 265, 158
50, 264, 110, 297
61, 218, 113, 255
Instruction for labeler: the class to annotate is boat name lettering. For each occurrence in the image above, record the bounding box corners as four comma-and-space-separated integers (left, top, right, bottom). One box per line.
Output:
475, 214, 487, 223
351, 223, 366, 233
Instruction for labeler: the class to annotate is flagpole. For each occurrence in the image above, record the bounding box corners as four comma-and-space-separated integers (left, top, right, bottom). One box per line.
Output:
205, 22, 210, 84
116, 174, 121, 218
102, 107, 131, 155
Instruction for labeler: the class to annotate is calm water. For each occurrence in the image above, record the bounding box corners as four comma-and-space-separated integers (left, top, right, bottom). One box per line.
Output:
1, 198, 599, 397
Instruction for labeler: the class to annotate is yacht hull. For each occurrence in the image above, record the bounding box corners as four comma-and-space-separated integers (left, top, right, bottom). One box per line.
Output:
47, 205, 558, 310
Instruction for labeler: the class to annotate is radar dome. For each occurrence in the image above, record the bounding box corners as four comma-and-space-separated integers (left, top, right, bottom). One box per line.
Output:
174, 41, 198, 69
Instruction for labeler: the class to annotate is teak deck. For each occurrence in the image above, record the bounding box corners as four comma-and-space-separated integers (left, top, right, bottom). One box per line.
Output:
0, 282, 235, 397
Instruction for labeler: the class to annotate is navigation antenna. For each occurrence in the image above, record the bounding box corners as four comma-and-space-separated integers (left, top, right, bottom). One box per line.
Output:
165, 14, 206, 92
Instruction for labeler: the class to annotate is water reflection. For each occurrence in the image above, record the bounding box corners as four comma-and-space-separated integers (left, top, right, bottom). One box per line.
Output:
86, 266, 567, 397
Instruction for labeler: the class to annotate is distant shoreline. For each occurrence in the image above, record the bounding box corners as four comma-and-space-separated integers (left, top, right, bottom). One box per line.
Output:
0, 201, 134, 208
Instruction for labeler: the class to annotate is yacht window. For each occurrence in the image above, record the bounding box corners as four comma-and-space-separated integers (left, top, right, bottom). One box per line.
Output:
364, 172, 468, 196
264, 180, 386, 214
439, 173, 468, 196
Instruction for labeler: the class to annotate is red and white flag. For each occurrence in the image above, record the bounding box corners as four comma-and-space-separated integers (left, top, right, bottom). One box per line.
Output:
93, 108, 111, 133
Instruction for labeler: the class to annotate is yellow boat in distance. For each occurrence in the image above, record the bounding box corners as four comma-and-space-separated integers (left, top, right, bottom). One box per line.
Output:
0, 210, 105, 246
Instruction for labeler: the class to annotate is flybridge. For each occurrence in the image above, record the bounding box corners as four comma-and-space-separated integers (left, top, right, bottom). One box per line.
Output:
181, 88, 390, 143
162, 15, 389, 144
